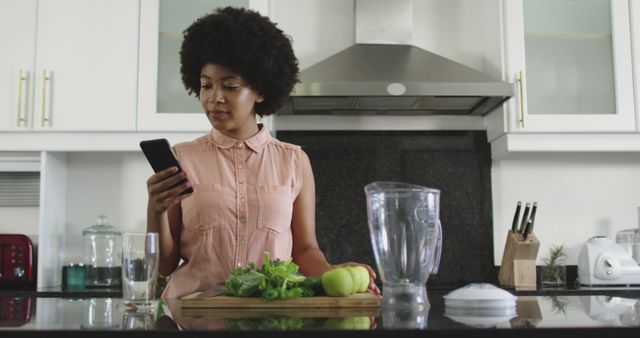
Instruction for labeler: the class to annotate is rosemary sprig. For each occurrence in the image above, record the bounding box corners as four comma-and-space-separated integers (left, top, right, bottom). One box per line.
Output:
543, 244, 568, 283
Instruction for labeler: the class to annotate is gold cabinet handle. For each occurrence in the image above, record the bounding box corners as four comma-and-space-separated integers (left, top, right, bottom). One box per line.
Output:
518, 70, 525, 128
41, 70, 50, 127
16, 70, 27, 127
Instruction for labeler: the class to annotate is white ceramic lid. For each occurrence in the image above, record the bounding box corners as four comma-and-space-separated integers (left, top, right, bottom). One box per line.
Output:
445, 314, 516, 328
443, 283, 516, 308
445, 305, 516, 328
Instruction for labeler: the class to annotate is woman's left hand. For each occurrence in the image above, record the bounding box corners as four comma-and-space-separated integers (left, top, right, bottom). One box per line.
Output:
332, 262, 381, 298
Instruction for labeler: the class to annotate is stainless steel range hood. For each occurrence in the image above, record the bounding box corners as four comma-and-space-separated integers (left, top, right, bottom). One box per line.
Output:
281, 0, 514, 116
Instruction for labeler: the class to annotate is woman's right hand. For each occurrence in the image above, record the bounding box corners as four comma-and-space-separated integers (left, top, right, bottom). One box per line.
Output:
146, 167, 193, 215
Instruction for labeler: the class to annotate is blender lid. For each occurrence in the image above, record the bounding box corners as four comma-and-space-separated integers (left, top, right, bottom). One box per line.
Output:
82, 215, 121, 235
444, 283, 516, 308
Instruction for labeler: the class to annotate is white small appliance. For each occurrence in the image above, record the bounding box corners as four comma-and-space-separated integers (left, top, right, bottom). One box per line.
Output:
578, 236, 640, 286
579, 296, 638, 322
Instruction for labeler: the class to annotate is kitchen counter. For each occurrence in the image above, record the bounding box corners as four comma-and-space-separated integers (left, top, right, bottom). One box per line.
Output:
1, 289, 639, 337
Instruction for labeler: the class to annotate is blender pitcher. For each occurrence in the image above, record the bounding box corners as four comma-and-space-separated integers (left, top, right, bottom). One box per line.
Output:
365, 182, 442, 309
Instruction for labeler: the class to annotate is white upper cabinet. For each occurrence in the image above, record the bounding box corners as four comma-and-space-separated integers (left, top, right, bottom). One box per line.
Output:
0, 0, 37, 131
137, 0, 256, 132
632, 0, 640, 132
0, 0, 139, 132
501, 0, 636, 133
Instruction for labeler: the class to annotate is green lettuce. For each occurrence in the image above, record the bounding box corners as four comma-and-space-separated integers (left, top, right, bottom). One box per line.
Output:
224, 252, 323, 300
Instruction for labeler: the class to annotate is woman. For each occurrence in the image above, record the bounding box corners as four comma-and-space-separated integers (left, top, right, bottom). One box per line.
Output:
146, 6, 380, 299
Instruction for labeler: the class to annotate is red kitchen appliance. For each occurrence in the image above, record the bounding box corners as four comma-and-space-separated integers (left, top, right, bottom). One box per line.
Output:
0, 297, 32, 327
0, 234, 36, 289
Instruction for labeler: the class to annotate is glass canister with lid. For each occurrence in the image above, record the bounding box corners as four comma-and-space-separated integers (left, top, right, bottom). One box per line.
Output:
616, 229, 640, 264
615, 207, 640, 264
83, 215, 122, 288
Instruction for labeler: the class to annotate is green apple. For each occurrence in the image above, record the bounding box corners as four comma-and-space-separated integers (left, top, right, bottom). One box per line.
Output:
321, 268, 353, 297
323, 318, 349, 330
354, 266, 370, 293
345, 267, 362, 294
352, 316, 371, 329
323, 317, 370, 330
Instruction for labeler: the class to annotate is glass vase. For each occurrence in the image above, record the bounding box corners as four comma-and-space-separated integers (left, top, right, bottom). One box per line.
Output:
541, 262, 567, 289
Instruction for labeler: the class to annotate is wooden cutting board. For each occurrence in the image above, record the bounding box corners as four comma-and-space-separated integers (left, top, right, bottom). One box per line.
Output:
181, 307, 381, 318
181, 292, 380, 309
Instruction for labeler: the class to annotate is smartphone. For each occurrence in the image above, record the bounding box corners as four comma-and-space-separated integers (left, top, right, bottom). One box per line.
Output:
139, 138, 194, 194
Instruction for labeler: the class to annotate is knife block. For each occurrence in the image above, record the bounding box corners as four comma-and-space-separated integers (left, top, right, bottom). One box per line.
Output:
510, 296, 542, 328
498, 231, 540, 290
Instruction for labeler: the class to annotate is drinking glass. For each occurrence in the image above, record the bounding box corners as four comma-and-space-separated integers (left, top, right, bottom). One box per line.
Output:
80, 298, 122, 329
121, 232, 159, 310
122, 310, 156, 330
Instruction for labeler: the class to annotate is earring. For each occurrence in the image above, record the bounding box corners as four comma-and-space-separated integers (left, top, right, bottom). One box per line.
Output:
256, 98, 264, 103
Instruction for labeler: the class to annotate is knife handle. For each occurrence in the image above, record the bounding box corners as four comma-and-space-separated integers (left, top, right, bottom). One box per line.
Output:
511, 201, 522, 233
523, 218, 532, 240
528, 202, 538, 233
519, 203, 531, 233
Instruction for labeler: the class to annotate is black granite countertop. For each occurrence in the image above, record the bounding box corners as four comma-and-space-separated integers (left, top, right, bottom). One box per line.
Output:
1, 288, 639, 338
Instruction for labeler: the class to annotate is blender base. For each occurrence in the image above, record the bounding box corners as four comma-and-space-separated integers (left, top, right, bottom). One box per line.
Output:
382, 283, 430, 309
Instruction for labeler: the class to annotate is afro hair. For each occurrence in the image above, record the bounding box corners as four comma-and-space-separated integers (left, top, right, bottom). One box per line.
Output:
180, 7, 299, 116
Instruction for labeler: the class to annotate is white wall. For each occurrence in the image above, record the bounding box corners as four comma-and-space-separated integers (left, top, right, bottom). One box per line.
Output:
61, 152, 150, 262
45, 151, 640, 267
0, 206, 39, 237
0, 152, 164, 270
269, 0, 355, 70
413, 0, 503, 77
492, 153, 640, 265
32, 151, 638, 267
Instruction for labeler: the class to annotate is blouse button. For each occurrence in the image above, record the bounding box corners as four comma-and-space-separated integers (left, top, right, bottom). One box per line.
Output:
239, 239, 246, 245
240, 217, 246, 224
240, 197, 246, 203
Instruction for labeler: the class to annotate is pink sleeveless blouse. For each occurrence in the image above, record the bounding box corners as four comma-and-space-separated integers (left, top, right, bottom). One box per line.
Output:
161, 125, 303, 298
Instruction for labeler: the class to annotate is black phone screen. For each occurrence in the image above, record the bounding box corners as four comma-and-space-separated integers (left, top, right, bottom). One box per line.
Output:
139, 138, 193, 194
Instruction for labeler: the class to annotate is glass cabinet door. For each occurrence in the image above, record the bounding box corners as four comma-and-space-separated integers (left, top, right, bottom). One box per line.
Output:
524, 0, 614, 116
503, 0, 635, 132
157, 0, 245, 114
137, 0, 249, 131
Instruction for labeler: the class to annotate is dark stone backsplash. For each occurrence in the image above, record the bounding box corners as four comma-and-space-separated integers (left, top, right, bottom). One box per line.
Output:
277, 131, 496, 287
